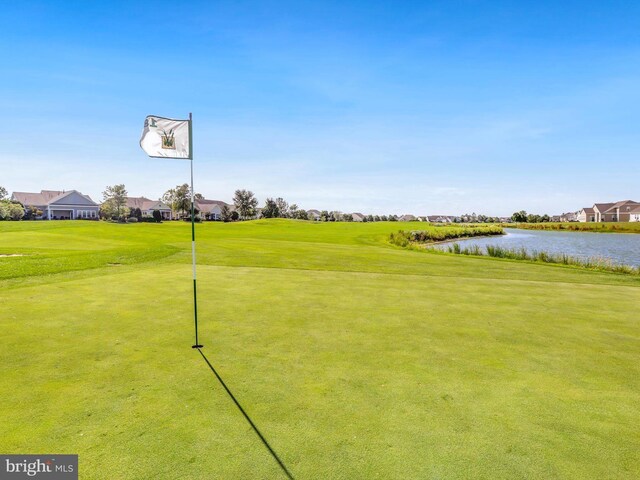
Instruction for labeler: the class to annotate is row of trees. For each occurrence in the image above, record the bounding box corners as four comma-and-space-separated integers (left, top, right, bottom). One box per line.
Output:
511, 211, 552, 223
1, 183, 556, 225
100, 183, 202, 222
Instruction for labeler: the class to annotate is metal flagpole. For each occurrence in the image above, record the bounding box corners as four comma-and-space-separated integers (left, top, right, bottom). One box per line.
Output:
189, 112, 203, 349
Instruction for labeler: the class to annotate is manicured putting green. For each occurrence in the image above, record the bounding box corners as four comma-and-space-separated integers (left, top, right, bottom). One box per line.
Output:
0, 220, 638, 478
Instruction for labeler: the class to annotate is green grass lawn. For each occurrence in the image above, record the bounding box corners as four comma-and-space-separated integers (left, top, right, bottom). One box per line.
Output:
1, 220, 639, 479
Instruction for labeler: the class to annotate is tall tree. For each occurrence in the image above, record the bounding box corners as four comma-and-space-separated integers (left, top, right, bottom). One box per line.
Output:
233, 189, 258, 220
289, 203, 298, 218
163, 184, 197, 219
511, 210, 528, 223
220, 204, 232, 222
102, 184, 128, 220
262, 198, 279, 218
275, 197, 289, 218
0, 186, 7, 200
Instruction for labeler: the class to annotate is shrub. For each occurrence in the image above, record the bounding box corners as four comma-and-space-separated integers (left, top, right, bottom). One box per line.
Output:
389, 225, 504, 247
126, 217, 138, 223
0, 202, 25, 221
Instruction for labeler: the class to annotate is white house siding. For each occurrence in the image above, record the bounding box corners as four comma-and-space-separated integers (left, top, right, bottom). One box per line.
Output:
47, 192, 100, 219
577, 209, 596, 222
47, 205, 99, 220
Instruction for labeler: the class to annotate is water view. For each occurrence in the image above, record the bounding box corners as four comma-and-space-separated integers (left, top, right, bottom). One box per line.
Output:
438, 228, 640, 267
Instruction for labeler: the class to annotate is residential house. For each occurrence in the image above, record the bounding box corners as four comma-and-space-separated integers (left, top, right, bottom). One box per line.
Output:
426, 215, 452, 223
125, 196, 173, 220
590, 200, 639, 222
577, 207, 596, 222
560, 211, 578, 222
196, 199, 234, 221
11, 190, 100, 220
602, 200, 639, 222
307, 209, 321, 221
629, 205, 640, 222
593, 203, 616, 222
399, 214, 416, 221
352, 212, 365, 222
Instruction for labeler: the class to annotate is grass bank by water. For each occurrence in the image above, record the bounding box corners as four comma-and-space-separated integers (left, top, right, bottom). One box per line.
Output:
514, 222, 640, 233
438, 243, 640, 275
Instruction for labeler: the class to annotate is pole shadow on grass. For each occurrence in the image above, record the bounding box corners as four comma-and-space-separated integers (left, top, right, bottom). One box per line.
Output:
196, 348, 295, 479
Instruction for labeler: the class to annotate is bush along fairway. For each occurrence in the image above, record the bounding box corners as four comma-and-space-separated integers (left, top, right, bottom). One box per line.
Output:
0, 219, 639, 479
389, 224, 504, 247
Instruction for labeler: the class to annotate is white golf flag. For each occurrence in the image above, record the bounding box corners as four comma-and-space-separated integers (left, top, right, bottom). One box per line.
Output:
140, 115, 190, 159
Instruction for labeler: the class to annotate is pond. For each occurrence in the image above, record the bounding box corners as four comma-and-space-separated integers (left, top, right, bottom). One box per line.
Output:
435, 228, 640, 267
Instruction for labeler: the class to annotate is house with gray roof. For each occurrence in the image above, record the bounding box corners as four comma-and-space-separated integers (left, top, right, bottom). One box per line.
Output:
11, 190, 100, 220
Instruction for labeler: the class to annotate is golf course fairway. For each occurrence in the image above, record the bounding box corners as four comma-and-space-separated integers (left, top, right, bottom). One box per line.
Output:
1, 220, 638, 479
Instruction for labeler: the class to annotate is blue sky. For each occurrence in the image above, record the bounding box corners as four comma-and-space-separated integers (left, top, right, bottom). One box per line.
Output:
1, 1, 639, 215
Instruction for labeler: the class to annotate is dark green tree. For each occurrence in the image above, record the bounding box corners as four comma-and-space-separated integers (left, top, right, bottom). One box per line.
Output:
262, 198, 280, 218
511, 210, 528, 222
102, 184, 128, 220
221, 205, 232, 222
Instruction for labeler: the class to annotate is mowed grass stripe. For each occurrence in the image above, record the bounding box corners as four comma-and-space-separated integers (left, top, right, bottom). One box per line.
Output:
1, 259, 638, 478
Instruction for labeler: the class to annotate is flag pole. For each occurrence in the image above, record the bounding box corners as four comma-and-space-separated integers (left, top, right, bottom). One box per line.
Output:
189, 112, 203, 349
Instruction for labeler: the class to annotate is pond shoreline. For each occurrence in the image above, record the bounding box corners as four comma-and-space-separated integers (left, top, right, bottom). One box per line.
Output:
418, 232, 506, 246
430, 227, 640, 268
511, 223, 640, 234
